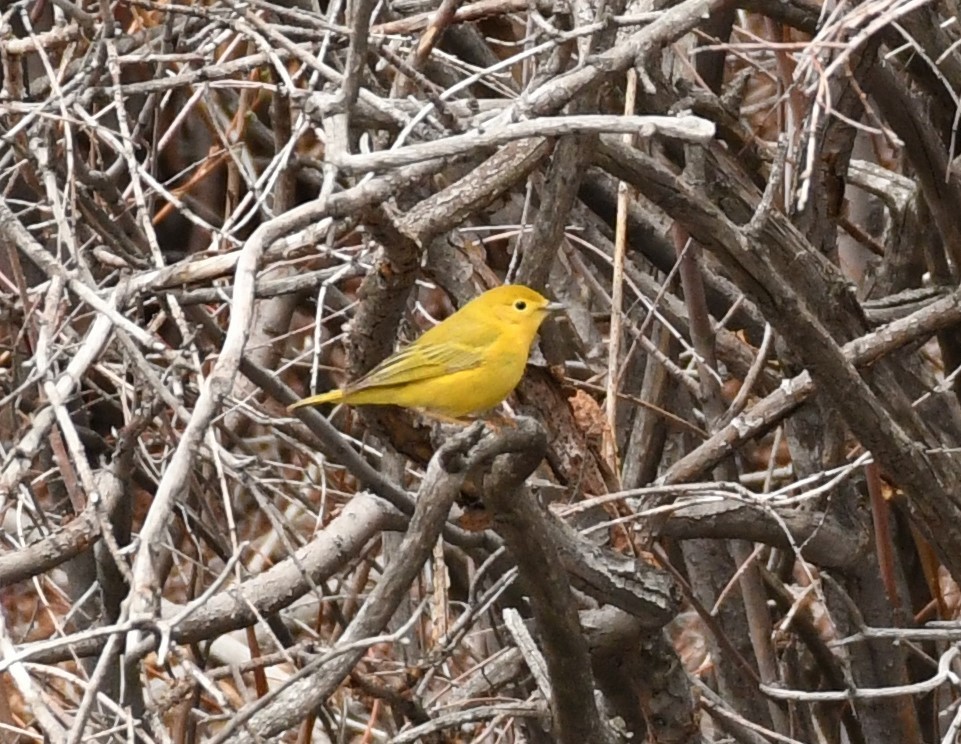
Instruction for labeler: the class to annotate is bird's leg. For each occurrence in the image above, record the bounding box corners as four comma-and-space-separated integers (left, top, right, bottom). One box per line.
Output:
481, 412, 519, 430
416, 410, 471, 427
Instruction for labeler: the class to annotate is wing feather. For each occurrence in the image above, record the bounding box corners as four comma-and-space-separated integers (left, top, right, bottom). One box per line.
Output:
346, 342, 485, 392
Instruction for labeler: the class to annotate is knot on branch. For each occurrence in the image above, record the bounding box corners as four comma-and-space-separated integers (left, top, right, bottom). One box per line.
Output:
437, 416, 548, 478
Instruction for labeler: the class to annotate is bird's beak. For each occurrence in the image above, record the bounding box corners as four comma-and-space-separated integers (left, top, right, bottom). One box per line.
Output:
544, 301, 565, 313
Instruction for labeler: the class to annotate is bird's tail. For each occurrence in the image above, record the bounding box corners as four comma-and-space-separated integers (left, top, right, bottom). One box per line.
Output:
287, 389, 344, 412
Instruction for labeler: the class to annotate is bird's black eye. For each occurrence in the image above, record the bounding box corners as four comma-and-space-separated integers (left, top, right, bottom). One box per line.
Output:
514, 300, 527, 311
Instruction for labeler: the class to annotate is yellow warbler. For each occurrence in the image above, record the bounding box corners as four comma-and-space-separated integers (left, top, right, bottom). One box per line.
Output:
289, 284, 562, 418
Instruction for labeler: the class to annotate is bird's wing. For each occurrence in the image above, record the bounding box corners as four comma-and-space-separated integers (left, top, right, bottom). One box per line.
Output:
347, 341, 485, 391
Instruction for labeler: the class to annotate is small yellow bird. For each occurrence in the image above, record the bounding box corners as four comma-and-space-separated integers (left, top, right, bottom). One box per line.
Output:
288, 284, 562, 418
